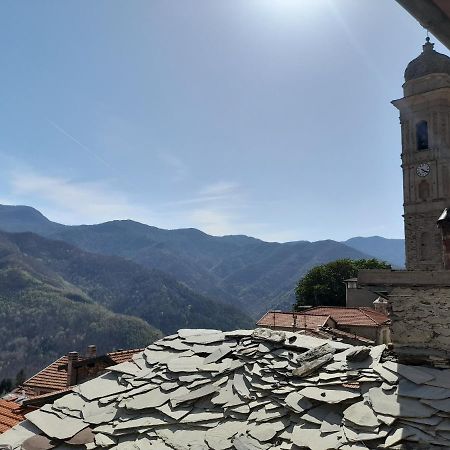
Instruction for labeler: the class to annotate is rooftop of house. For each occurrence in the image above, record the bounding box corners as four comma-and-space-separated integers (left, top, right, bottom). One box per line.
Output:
302, 306, 390, 327
256, 311, 332, 330
0, 400, 29, 434
17, 347, 144, 396
3, 328, 450, 449
257, 307, 389, 331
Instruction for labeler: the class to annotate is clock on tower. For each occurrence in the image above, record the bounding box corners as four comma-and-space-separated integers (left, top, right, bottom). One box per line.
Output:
392, 37, 450, 270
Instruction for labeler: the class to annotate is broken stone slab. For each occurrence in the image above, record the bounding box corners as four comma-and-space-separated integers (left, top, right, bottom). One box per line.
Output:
22, 435, 56, 450
205, 421, 246, 450
292, 353, 334, 378
368, 387, 436, 418
183, 332, 226, 345
383, 362, 435, 384
343, 401, 380, 428
346, 346, 371, 362
422, 398, 450, 413
167, 355, 205, 373
122, 387, 170, 410
25, 409, 88, 440
292, 425, 345, 450
343, 424, 389, 442
66, 427, 95, 445
320, 410, 343, 433
285, 392, 313, 414
252, 328, 285, 344
373, 363, 398, 384
171, 383, 219, 407
398, 379, 450, 400
296, 343, 336, 364
178, 329, 222, 338
107, 361, 141, 376
233, 372, 252, 399
233, 434, 271, 450
74, 372, 129, 401
203, 345, 233, 364
299, 386, 361, 403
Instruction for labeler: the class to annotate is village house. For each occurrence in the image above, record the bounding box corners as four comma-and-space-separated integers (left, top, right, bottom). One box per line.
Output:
256, 307, 390, 345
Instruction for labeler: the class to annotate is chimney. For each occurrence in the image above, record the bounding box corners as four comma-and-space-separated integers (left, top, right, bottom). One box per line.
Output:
67, 351, 79, 387
86, 345, 97, 359
437, 208, 450, 269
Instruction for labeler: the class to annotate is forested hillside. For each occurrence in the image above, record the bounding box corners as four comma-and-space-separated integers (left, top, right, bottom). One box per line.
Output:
0, 233, 162, 379
0, 231, 252, 379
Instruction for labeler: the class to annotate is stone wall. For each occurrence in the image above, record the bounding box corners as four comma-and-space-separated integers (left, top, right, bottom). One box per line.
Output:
358, 269, 450, 366
388, 286, 450, 365
404, 212, 443, 271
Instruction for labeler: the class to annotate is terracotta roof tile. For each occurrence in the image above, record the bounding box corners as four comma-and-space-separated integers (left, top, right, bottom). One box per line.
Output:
302, 307, 389, 327
0, 400, 28, 434
22, 349, 143, 395
23, 356, 69, 392
107, 348, 143, 364
256, 311, 330, 329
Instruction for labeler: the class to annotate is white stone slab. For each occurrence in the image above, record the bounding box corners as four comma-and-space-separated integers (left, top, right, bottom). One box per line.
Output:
25, 409, 87, 440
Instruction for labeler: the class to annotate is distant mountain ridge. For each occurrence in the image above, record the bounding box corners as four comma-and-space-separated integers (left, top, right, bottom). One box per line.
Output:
0, 205, 405, 318
344, 236, 405, 268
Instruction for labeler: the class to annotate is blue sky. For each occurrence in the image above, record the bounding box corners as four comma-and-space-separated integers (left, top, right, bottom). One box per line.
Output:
0, 0, 436, 241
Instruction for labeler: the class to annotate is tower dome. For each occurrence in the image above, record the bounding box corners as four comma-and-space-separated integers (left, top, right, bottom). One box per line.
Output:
404, 37, 450, 82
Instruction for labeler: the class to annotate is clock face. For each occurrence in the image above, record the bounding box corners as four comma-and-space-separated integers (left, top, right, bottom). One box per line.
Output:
417, 163, 431, 177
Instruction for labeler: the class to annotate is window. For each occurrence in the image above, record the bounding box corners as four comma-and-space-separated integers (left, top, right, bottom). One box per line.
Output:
416, 120, 429, 150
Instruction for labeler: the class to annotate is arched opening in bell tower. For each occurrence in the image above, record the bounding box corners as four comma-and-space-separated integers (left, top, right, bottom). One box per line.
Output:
416, 120, 429, 150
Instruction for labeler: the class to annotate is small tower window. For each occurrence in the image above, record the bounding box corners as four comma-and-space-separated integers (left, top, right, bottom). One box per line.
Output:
416, 120, 429, 150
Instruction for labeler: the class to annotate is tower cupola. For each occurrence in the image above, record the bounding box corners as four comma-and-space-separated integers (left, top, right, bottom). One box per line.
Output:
405, 37, 450, 82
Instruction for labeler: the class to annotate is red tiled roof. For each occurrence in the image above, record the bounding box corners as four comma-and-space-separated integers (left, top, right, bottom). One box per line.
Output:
21, 349, 143, 395
302, 307, 389, 327
0, 400, 28, 434
108, 348, 143, 364
257, 311, 331, 329
23, 356, 69, 392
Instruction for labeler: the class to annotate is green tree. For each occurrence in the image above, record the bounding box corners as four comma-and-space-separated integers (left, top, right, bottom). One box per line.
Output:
294, 258, 390, 309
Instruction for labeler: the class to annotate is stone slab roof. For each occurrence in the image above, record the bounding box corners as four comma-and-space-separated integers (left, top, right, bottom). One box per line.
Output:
2, 328, 450, 449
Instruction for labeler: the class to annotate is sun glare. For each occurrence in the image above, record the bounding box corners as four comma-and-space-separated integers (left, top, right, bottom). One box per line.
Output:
256, 0, 328, 22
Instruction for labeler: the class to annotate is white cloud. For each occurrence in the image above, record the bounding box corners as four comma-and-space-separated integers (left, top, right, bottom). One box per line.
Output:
188, 208, 236, 236
199, 181, 240, 197
158, 151, 189, 181
10, 170, 154, 225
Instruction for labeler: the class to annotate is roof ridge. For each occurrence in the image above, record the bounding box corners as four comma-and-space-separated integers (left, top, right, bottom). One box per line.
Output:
357, 307, 381, 326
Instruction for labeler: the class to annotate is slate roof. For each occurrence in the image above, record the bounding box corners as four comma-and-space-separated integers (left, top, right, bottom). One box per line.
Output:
257, 311, 331, 329
3, 328, 450, 449
0, 400, 28, 434
302, 307, 389, 327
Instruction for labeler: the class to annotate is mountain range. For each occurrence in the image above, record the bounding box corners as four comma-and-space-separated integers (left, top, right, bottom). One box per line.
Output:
0, 205, 405, 316
0, 204, 405, 379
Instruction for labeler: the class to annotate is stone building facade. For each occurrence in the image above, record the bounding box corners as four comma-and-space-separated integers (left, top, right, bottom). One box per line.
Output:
392, 37, 450, 270
358, 39, 450, 365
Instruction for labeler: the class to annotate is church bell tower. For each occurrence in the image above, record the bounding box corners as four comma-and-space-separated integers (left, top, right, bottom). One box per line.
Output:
392, 38, 450, 270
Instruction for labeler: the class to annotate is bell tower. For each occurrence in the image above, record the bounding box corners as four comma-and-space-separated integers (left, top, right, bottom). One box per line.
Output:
392, 38, 450, 270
